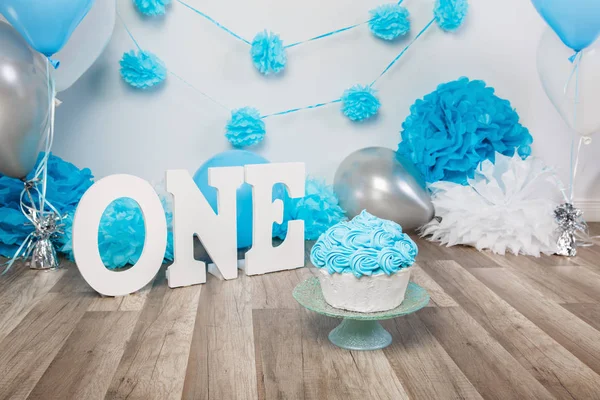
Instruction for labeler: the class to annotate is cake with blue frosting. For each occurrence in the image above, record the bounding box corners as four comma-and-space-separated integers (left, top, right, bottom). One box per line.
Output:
310, 210, 418, 312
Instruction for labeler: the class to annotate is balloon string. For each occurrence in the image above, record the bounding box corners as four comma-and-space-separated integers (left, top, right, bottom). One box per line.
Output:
566, 51, 583, 202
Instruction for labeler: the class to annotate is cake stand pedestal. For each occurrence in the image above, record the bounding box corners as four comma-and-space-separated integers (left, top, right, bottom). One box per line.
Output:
293, 277, 430, 351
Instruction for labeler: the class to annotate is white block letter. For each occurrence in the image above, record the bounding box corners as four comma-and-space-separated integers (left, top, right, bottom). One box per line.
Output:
244, 162, 305, 275
73, 175, 167, 297
166, 168, 243, 287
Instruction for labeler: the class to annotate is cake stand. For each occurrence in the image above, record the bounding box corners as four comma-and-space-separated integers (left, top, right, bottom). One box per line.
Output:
293, 276, 429, 351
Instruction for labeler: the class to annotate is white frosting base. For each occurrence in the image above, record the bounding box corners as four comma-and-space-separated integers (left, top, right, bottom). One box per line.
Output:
318, 267, 412, 312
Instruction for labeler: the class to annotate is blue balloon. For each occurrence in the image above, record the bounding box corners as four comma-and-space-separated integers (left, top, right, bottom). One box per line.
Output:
0, 0, 95, 57
531, 0, 600, 51
193, 150, 287, 249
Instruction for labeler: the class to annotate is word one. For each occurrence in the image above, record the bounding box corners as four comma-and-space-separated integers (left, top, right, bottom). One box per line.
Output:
72, 163, 306, 296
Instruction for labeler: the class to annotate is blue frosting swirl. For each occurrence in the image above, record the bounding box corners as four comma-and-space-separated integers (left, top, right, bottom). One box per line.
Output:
310, 210, 418, 277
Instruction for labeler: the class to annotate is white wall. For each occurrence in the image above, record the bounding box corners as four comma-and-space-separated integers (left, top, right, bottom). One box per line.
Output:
53, 0, 600, 219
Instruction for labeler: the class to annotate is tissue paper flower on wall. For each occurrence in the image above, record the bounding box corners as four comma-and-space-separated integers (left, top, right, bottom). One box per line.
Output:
434, 0, 468, 32
251, 30, 287, 75
120, 50, 167, 89
341, 85, 381, 121
0, 154, 94, 258
397, 77, 532, 184
134, 0, 171, 16
225, 107, 266, 147
274, 177, 347, 241
369, 4, 411, 41
420, 153, 558, 257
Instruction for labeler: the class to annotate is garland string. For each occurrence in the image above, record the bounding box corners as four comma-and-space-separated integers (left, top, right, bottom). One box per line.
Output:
117, 9, 231, 111
370, 18, 435, 87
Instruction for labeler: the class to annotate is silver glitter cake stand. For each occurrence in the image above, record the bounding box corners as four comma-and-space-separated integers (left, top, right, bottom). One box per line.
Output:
293, 277, 430, 351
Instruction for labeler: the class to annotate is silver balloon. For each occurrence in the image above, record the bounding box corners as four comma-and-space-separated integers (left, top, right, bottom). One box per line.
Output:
0, 21, 51, 179
334, 147, 434, 231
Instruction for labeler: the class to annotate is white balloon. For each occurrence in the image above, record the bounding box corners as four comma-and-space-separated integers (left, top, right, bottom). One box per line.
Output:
52, 0, 115, 92
537, 28, 600, 137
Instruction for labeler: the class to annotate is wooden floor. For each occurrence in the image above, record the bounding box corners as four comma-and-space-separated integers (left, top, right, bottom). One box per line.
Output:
2, 228, 600, 400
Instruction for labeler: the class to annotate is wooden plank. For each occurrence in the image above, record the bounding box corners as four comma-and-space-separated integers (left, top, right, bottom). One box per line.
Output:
422, 260, 600, 399
251, 267, 313, 310
483, 252, 596, 304
549, 266, 600, 303
561, 303, 600, 331
106, 274, 201, 400
182, 274, 257, 400
348, 350, 409, 400
411, 265, 458, 308
409, 235, 452, 261
87, 280, 154, 312
0, 292, 92, 400
253, 309, 304, 400
419, 307, 554, 399
471, 267, 600, 375
50, 261, 96, 293
382, 313, 483, 400
28, 311, 138, 400
0, 268, 65, 342
300, 312, 391, 400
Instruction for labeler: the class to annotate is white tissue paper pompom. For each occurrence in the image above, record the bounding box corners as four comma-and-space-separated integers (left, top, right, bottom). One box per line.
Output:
421, 153, 559, 257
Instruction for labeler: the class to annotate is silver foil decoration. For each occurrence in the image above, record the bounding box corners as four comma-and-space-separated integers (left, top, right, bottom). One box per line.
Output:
554, 202, 586, 257
29, 212, 62, 270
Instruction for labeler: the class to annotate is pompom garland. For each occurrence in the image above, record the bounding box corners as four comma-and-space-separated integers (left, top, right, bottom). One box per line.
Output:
421, 153, 558, 256
225, 107, 266, 147
369, 4, 411, 41
434, 0, 468, 32
341, 85, 381, 121
397, 77, 533, 184
274, 177, 347, 241
133, 0, 171, 16
251, 30, 287, 75
120, 50, 167, 89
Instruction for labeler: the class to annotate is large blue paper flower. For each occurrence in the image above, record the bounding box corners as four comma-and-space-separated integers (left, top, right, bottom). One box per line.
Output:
397, 77, 533, 184
134, 0, 171, 16
251, 30, 287, 75
225, 107, 266, 147
58, 190, 175, 269
434, 0, 468, 32
0, 154, 94, 258
369, 4, 411, 41
341, 85, 381, 122
274, 177, 347, 241
120, 50, 167, 89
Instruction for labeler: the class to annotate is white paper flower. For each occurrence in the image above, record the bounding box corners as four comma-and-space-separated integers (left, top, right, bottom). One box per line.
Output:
421, 153, 559, 256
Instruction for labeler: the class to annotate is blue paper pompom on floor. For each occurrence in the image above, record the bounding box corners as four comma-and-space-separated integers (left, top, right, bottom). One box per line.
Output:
225, 107, 266, 147
0, 154, 94, 258
120, 50, 167, 89
274, 177, 347, 241
434, 0, 468, 32
369, 4, 411, 41
397, 77, 533, 185
251, 30, 287, 75
341, 85, 381, 121
134, 0, 171, 16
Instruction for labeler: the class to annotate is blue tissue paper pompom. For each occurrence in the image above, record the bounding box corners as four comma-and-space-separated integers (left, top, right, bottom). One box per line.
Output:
0, 153, 94, 258
434, 0, 468, 32
341, 85, 381, 121
251, 30, 287, 75
397, 77, 533, 185
134, 0, 171, 16
274, 177, 347, 241
58, 191, 174, 268
369, 4, 411, 41
120, 50, 167, 89
225, 107, 266, 147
